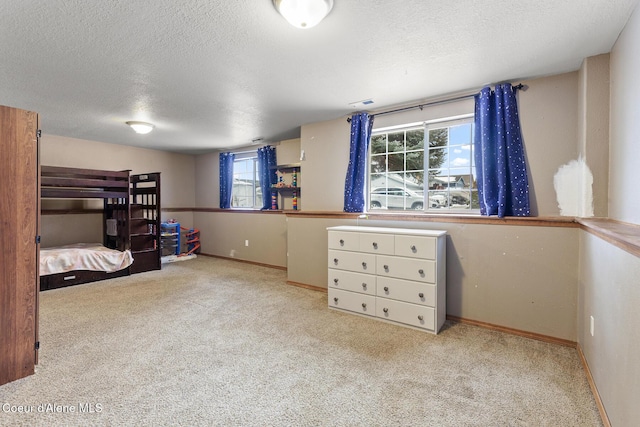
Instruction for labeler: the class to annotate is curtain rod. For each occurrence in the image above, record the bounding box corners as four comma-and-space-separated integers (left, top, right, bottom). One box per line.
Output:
347, 83, 524, 122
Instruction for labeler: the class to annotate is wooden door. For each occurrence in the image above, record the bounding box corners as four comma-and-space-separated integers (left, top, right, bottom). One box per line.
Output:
0, 105, 39, 385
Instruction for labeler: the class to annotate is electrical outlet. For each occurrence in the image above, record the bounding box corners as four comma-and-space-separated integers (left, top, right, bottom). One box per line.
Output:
245, 240, 249, 247
590, 315, 595, 336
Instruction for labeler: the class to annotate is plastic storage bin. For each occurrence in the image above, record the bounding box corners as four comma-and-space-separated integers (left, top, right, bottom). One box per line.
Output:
160, 222, 180, 256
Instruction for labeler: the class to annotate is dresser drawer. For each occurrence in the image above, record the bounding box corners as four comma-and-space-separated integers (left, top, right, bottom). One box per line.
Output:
395, 235, 436, 259
377, 276, 436, 307
328, 231, 359, 251
376, 255, 435, 283
328, 269, 376, 295
329, 250, 376, 274
328, 288, 376, 316
376, 298, 435, 330
359, 233, 394, 255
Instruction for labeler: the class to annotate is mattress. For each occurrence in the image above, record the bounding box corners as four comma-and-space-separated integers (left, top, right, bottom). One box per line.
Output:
40, 243, 134, 276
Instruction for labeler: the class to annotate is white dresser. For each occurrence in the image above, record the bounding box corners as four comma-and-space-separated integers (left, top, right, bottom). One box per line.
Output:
327, 226, 447, 334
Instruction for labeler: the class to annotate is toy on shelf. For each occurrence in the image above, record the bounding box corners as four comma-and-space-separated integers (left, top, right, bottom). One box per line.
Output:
270, 164, 301, 211
179, 226, 200, 257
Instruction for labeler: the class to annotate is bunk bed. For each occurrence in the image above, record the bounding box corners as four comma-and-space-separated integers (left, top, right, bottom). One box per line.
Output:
40, 166, 133, 291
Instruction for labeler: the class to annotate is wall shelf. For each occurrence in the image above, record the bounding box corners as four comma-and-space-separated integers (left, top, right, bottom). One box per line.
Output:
271, 164, 301, 210
270, 163, 300, 171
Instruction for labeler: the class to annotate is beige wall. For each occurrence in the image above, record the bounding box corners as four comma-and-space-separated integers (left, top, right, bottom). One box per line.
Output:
578, 54, 610, 218
576, 3, 640, 425
41, 134, 196, 247
195, 151, 219, 208
519, 73, 579, 216
41, 134, 196, 208
609, 4, 640, 224
194, 211, 287, 268
41, 215, 104, 247
578, 232, 640, 426
276, 138, 301, 165
300, 118, 351, 211
287, 216, 579, 341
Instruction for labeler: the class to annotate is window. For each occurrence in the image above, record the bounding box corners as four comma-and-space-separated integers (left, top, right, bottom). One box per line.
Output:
369, 116, 478, 212
232, 156, 262, 208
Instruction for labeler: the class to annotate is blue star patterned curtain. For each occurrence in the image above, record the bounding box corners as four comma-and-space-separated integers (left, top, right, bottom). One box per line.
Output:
344, 112, 374, 212
257, 145, 278, 210
219, 152, 235, 209
474, 84, 529, 217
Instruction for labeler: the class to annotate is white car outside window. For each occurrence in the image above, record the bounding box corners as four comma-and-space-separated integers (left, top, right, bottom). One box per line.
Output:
370, 188, 446, 210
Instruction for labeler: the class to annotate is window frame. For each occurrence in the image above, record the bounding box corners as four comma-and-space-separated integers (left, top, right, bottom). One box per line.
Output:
367, 113, 479, 214
231, 154, 262, 209
369, 124, 426, 210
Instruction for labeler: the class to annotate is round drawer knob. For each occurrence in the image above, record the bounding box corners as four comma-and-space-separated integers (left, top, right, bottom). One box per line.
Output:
384, 265, 389, 271
383, 308, 389, 313
333, 258, 338, 264
418, 269, 424, 275
418, 315, 424, 321
339, 239, 344, 246
362, 283, 367, 289
384, 287, 389, 292
373, 242, 378, 249
362, 262, 367, 268
334, 297, 338, 303
362, 303, 367, 309
334, 278, 339, 284
418, 292, 424, 298
411, 245, 417, 252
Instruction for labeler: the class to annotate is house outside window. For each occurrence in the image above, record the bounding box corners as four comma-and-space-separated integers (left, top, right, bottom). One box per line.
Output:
232, 156, 262, 208
369, 115, 478, 212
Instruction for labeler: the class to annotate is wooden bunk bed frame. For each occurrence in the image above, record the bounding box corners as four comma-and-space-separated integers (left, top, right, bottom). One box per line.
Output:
40, 166, 132, 291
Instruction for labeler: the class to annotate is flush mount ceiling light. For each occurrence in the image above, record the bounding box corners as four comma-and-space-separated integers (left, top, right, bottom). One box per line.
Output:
273, 0, 334, 29
126, 121, 154, 134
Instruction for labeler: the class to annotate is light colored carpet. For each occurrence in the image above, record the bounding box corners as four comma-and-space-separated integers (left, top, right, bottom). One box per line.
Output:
0, 257, 602, 426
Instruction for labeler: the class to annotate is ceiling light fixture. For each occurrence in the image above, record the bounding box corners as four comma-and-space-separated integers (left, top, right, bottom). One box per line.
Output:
126, 121, 154, 134
272, 0, 334, 29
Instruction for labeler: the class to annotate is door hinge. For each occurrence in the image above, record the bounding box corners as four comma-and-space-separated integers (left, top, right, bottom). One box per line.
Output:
36, 235, 41, 244
36, 129, 42, 138
35, 341, 40, 350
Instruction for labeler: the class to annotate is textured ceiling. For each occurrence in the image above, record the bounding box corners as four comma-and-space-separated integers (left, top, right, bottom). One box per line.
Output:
1, 0, 638, 154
